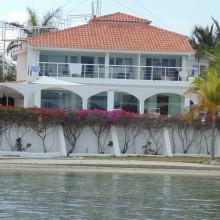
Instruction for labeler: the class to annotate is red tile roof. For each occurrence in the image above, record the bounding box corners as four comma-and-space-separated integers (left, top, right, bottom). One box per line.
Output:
28, 12, 193, 53
91, 12, 151, 24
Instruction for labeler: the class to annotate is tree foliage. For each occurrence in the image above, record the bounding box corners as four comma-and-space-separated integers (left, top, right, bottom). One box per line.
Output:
189, 17, 220, 61
0, 56, 16, 82
184, 70, 220, 160
6, 6, 62, 53
189, 24, 216, 60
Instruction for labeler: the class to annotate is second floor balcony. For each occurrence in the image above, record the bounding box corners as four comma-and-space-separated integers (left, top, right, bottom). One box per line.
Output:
29, 62, 198, 82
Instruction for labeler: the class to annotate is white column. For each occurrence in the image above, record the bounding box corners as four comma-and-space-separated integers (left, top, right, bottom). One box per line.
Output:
107, 91, 114, 111
184, 97, 190, 109
136, 54, 141, 79
83, 98, 88, 110
182, 55, 188, 68
58, 126, 67, 156
181, 55, 188, 81
34, 91, 41, 107
27, 49, 39, 79
105, 53, 110, 78
35, 50, 40, 63
163, 128, 173, 157
111, 126, 121, 156
23, 95, 29, 107
139, 99, 145, 114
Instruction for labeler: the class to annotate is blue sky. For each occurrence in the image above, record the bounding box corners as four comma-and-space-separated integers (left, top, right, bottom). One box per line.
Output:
0, 0, 220, 36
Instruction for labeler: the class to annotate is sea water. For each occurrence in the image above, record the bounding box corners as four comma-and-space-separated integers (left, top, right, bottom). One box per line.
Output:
0, 169, 219, 219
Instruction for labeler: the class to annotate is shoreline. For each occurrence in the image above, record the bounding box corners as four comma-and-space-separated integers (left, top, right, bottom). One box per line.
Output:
0, 157, 220, 176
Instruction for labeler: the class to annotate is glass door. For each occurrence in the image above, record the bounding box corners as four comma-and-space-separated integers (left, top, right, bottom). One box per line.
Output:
157, 95, 169, 115
81, 56, 94, 78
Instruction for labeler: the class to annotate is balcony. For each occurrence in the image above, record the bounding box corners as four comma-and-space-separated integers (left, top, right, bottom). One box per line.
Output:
29, 62, 197, 82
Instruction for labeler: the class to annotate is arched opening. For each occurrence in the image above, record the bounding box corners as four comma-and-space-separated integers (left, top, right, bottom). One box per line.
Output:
41, 89, 82, 109
144, 93, 187, 115
88, 92, 107, 110
114, 91, 139, 113
0, 86, 24, 107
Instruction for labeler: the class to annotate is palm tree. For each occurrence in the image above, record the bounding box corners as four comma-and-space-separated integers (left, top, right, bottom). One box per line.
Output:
0, 53, 16, 81
184, 70, 220, 161
7, 6, 62, 53
208, 40, 220, 74
212, 17, 220, 40
189, 24, 216, 61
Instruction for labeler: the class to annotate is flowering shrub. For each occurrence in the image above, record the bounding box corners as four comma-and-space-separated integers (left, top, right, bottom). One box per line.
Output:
82, 110, 111, 154
0, 106, 219, 154
61, 109, 86, 154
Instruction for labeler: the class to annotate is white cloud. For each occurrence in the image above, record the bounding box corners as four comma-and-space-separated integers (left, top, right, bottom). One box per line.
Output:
6, 11, 28, 23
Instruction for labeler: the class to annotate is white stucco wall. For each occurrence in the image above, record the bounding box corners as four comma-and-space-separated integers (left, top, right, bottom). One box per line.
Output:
0, 125, 64, 154
0, 124, 219, 158
16, 51, 27, 81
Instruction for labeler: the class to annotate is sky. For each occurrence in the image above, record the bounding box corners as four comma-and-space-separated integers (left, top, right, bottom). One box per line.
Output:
0, 0, 220, 37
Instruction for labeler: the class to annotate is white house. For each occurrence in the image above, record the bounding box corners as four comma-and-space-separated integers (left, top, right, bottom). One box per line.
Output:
1, 12, 209, 115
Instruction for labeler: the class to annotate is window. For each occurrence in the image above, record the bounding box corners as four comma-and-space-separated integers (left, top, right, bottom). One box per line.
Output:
98, 57, 105, 64
169, 59, 176, 67
110, 57, 133, 65
48, 55, 67, 63
40, 55, 48, 62
110, 57, 114, 65
200, 65, 206, 74
146, 58, 151, 66
124, 58, 132, 65
153, 59, 161, 66
162, 59, 169, 67
116, 58, 123, 65
71, 56, 78, 63
193, 65, 206, 75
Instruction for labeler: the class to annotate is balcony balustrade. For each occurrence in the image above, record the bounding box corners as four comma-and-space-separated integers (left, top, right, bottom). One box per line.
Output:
29, 62, 197, 81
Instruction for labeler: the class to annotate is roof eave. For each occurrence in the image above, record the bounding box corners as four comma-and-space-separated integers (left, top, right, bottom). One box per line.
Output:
28, 45, 194, 55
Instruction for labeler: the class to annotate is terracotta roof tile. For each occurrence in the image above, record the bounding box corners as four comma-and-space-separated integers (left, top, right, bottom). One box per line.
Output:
90, 12, 151, 24
28, 12, 193, 53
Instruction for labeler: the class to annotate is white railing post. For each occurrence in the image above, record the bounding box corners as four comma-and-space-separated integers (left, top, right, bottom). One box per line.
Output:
125, 66, 127, 79
84, 64, 86, 78
137, 66, 140, 80
97, 64, 100, 78
43, 63, 45, 75
151, 66, 153, 80
110, 66, 113, 79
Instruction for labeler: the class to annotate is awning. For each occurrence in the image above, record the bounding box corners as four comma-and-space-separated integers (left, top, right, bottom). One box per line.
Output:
30, 76, 83, 86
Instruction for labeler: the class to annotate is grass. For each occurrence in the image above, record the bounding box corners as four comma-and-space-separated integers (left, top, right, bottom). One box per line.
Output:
83, 156, 220, 163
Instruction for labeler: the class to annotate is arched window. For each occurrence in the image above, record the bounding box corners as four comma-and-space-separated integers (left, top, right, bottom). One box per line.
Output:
41, 89, 82, 109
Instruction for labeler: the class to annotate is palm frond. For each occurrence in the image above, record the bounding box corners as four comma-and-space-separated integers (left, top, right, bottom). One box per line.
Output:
42, 7, 62, 26
184, 70, 220, 116
7, 22, 32, 36
189, 24, 216, 60
26, 7, 39, 26
212, 17, 220, 40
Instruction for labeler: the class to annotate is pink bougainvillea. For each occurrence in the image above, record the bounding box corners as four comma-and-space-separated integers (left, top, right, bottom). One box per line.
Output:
0, 106, 218, 154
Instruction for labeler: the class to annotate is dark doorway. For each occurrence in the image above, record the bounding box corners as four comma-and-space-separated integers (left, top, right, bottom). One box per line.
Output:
157, 95, 169, 115
0, 96, 14, 106
145, 58, 152, 80
81, 56, 94, 78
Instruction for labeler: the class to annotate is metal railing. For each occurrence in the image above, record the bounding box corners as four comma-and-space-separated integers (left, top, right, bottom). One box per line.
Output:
29, 62, 197, 81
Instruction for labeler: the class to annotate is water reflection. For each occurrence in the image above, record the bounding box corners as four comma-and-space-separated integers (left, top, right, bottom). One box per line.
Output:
0, 170, 219, 219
